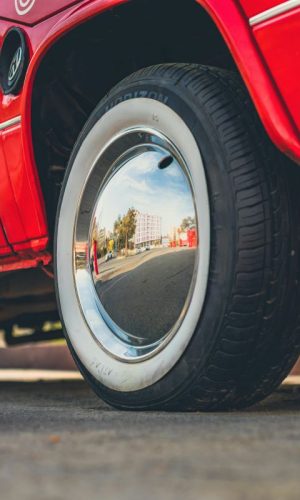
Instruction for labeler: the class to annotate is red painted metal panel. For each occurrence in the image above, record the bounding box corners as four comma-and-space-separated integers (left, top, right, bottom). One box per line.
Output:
253, 8, 300, 132
0, 251, 51, 272
0, 124, 48, 245
0, 129, 26, 243
12, 236, 48, 252
0, 222, 12, 256
197, 0, 300, 161
0, 0, 83, 26
238, 1, 286, 18
2, 125, 47, 236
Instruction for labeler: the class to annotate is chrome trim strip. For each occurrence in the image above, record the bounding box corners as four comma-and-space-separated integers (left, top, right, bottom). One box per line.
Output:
249, 0, 300, 26
0, 116, 21, 131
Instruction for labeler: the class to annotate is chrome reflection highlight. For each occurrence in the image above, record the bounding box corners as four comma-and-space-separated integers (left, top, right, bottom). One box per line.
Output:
74, 130, 199, 361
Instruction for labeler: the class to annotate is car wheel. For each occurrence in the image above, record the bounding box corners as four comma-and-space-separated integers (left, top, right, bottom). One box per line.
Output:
55, 64, 300, 410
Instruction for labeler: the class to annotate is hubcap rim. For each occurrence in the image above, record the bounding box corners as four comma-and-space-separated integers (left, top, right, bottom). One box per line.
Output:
74, 128, 200, 362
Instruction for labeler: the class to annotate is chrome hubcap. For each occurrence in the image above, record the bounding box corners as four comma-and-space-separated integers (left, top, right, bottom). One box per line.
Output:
74, 129, 199, 361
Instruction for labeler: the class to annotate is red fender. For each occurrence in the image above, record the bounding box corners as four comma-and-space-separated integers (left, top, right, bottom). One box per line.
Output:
196, 0, 300, 160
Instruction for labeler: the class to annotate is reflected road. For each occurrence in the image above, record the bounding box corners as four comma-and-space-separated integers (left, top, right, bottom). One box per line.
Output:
96, 248, 196, 340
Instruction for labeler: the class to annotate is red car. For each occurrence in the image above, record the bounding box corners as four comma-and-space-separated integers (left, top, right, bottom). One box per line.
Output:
1, 0, 300, 410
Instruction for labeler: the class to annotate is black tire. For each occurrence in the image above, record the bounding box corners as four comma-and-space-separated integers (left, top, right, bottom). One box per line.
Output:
55, 63, 300, 410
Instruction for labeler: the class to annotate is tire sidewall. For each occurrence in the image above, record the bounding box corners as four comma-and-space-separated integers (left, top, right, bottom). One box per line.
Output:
55, 77, 236, 409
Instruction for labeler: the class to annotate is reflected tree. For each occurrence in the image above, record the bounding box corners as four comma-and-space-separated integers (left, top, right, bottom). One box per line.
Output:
114, 208, 136, 256
180, 216, 196, 230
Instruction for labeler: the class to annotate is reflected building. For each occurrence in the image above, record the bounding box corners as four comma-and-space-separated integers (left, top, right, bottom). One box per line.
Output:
134, 211, 162, 248
162, 236, 170, 247
97, 227, 106, 249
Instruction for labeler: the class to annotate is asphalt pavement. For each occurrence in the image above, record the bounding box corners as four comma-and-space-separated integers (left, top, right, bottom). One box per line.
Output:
0, 378, 299, 500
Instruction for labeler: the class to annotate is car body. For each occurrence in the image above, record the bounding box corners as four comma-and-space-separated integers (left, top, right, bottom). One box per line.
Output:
1, 0, 300, 409
105, 251, 113, 261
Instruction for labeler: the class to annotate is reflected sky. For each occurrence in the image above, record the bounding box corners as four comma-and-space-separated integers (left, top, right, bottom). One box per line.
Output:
94, 150, 195, 236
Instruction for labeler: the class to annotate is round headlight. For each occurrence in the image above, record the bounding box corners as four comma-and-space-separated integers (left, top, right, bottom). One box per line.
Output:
0, 28, 28, 95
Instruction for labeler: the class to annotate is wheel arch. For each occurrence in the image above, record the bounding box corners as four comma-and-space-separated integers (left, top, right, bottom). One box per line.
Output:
21, 0, 300, 238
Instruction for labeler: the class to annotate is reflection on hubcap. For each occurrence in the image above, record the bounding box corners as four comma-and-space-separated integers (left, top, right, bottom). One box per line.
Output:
74, 129, 199, 361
